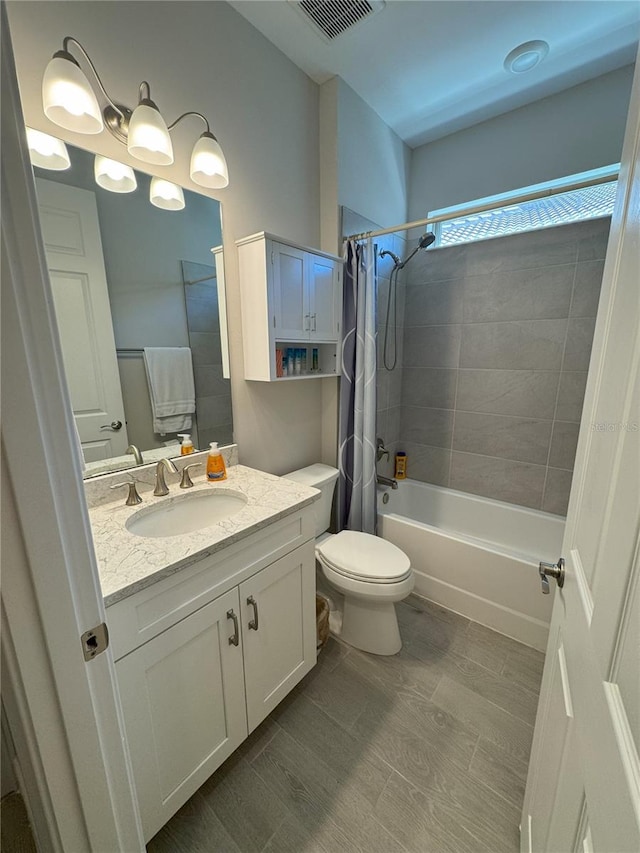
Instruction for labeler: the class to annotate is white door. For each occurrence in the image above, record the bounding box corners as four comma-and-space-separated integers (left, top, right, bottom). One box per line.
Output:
116, 589, 248, 842
35, 178, 129, 460
271, 241, 309, 340
521, 61, 640, 853
309, 254, 341, 342
241, 542, 316, 732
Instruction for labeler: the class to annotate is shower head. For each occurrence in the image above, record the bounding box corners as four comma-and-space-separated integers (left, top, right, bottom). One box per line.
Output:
418, 232, 436, 249
397, 231, 436, 269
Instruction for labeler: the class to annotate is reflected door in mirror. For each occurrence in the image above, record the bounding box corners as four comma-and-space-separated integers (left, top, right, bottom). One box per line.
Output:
36, 178, 129, 460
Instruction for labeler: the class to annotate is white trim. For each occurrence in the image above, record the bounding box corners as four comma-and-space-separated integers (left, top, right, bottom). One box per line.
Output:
603, 681, 640, 828
1, 16, 144, 851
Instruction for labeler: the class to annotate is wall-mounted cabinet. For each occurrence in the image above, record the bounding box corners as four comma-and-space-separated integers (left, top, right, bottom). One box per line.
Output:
237, 232, 343, 381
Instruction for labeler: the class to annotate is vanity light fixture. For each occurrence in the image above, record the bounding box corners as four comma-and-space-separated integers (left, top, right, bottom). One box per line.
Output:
150, 177, 185, 211
94, 156, 137, 193
26, 127, 71, 170
41, 36, 229, 188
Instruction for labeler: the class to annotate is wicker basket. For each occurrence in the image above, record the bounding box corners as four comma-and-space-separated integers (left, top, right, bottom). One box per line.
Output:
316, 594, 330, 651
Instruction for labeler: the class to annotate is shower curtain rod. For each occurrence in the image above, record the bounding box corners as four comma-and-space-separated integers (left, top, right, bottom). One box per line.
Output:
345, 171, 619, 242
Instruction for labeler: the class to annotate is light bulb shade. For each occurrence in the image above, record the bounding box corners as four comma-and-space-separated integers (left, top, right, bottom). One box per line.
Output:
94, 156, 137, 193
42, 54, 103, 134
190, 132, 229, 188
26, 127, 71, 170
150, 177, 185, 211
127, 103, 173, 165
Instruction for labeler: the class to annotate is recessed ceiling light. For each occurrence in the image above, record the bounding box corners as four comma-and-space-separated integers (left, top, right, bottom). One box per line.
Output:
504, 40, 549, 74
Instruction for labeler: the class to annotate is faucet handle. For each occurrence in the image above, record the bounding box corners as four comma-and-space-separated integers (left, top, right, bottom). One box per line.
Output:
110, 479, 142, 506
180, 463, 202, 489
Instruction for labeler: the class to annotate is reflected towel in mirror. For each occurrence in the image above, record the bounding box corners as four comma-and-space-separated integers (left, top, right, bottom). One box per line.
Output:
143, 347, 196, 435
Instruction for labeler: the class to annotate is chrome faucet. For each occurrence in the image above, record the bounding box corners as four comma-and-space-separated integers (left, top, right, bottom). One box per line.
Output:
153, 457, 179, 496
377, 474, 398, 490
126, 444, 144, 465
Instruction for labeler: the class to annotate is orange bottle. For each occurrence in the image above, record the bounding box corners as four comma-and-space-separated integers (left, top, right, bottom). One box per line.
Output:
206, 442, 227, 482
178, 433, 194, 455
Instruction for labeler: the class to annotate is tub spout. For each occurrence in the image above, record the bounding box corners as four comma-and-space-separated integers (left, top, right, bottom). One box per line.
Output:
377, 475, 398, 490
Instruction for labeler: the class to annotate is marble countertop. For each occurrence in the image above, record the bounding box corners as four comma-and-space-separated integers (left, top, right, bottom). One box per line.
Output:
90, 465, 319, 606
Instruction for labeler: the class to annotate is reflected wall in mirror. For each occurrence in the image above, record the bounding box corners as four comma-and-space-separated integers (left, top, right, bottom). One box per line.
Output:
32, 142, 232, 478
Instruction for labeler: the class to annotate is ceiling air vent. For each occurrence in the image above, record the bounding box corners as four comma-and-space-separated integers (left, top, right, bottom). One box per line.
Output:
292, 0, 385, 42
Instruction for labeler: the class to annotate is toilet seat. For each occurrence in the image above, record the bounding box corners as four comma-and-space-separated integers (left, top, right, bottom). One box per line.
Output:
316, 531, 411, 584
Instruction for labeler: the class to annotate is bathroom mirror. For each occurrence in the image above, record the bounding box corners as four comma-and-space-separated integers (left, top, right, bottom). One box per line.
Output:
32, 141, 232, 478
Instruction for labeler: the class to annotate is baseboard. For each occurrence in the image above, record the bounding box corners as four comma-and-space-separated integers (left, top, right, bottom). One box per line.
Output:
412, 569, 550, 651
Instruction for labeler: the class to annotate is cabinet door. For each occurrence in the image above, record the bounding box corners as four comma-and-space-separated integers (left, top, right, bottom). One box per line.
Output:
240, 542, 316, 732
116, 589, 247, 842
272, 242, 309, 340
309, 254, 342, 342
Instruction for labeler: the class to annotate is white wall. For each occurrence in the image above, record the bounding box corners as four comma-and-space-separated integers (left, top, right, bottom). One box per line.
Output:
337, 79, 411, 232
409, 65, 635, 218
7, 0, 322, 475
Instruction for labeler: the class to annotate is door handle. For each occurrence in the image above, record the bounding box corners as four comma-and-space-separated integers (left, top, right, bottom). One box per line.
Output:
539, 558, 565, 594
226, 609, 239, 646
312, 313, 317, 331
247, 596, 259, 631
100, 420, 123, 431
304, 313, 310, 331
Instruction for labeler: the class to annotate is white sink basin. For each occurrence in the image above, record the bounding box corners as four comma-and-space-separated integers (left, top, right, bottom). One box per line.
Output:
126, 489, 248, 538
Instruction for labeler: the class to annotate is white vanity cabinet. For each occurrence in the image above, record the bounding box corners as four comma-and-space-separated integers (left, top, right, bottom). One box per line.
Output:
107, 510, 316, 843
237, 232, 343, 381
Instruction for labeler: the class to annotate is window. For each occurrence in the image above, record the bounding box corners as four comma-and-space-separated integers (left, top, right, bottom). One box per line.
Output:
430, 166, 619, 248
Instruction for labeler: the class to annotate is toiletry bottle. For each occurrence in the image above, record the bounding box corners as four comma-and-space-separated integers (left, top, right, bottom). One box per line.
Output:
395, 452, 407, 479
301, 347, 307, 374
178, 434, 194, 455
287, 348, 295, 376
312, 347, 319, 372
206, 442, 227, 481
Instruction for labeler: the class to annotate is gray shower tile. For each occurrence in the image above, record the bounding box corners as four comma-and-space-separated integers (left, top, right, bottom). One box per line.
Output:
542, 468, 573, 516
407, 244, 465, 284
400, 406, 454, 449
460, 225, 578, 276
462, 265, 574, 323
399, 442, 451, 486
452, 412, 552, 465
548, 421, 580, 470
376, 369, 390, 411
388, 368, 404, 407
196, 394, 232, 429
555, 372, 588, 422
460, 319, 567, 370
402, 367, 457, 410
386, 406, 402, 444
193, 365, 230, 398
456, 369, 560, 419
404, 280, 464, 326
571, 260, 605, 317
450, 452, 546, 509
403, 325, 461, 368
190, 331, 222, 366
376, 409, 388, 442
576, 216, 611, 261
562, 317, 596, 371
186, 294, 219, 333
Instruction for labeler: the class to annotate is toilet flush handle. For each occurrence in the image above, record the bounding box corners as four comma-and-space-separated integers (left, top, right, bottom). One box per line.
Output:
247, 596, 259, 631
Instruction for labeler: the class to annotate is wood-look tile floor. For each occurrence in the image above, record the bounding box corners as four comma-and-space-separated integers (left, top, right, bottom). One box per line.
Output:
148, 594, 545, 853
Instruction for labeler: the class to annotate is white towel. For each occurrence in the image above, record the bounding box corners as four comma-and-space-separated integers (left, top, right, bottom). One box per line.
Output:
143, 347, 196, 435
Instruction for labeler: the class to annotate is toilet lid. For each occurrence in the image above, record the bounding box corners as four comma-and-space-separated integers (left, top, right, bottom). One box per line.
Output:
317, 531, 411, 583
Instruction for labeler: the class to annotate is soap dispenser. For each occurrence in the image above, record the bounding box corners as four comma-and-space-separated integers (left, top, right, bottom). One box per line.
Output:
206, 442, 227, 481
178, 433, 194, 455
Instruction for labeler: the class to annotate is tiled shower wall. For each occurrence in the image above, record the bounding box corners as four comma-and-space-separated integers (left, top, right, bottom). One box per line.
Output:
397, 217, 610, 515
341, 207, 407, 480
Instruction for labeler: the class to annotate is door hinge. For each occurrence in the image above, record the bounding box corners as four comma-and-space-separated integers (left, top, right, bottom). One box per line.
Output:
81, 622, 109, 661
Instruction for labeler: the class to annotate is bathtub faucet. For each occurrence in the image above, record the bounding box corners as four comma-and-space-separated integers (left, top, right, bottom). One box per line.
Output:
377, 475, 398, 490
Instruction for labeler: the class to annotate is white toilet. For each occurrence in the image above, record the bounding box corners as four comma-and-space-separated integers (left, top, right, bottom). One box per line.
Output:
285, 464, 414, 656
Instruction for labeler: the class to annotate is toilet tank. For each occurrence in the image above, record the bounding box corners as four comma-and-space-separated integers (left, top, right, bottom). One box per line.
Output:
283, 464, 339, 537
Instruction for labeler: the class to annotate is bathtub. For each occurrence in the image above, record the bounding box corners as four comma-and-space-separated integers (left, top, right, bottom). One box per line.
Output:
377, 480, 565, 651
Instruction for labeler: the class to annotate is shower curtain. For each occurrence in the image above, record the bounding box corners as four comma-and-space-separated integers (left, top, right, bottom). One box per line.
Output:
338, 239, 377, 534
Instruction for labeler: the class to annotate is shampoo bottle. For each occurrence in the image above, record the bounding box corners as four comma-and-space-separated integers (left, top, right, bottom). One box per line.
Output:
178, 433, 194, 455
206, 442, 227, 481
